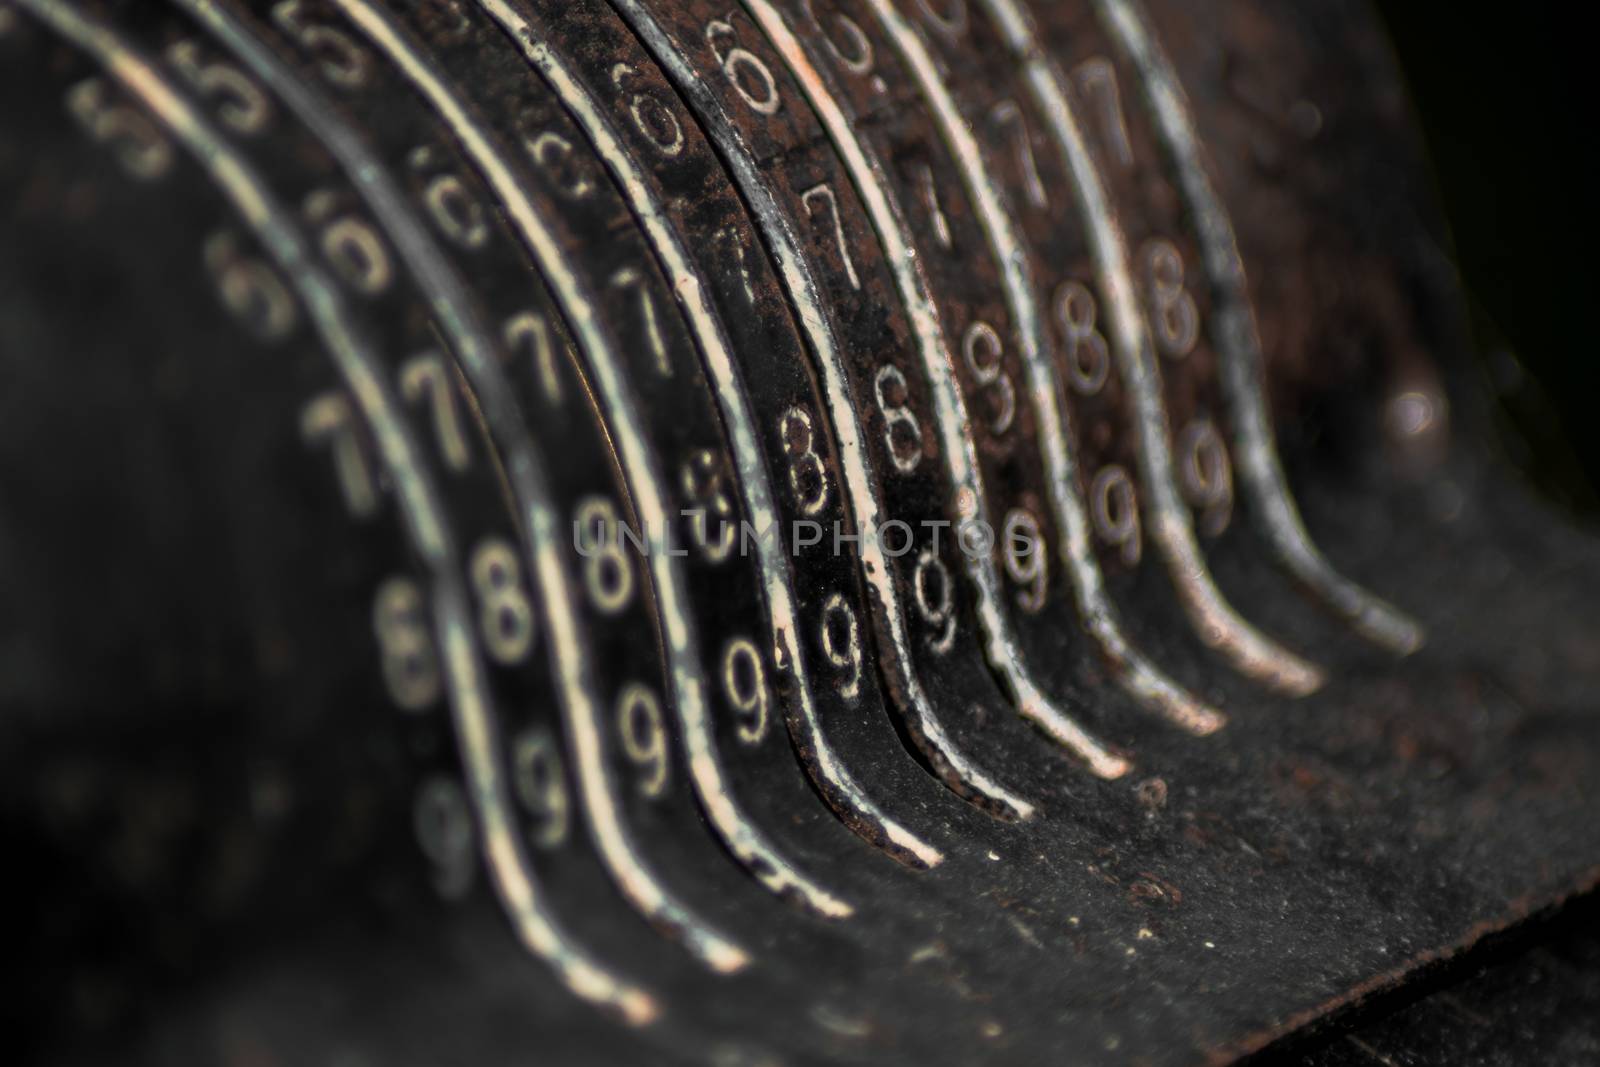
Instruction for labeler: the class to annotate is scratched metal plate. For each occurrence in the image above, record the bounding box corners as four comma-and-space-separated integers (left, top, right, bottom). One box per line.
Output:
0, 1, 1596, 1064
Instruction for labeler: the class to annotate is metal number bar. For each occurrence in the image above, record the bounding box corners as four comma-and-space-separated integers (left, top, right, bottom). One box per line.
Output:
608, 0, 1039, 818
746, 0, 1147, 765
864, 0, 1325, 697
13, 0, 660, 1023
1092, 0, 1425, 655
325, 0, 754, 975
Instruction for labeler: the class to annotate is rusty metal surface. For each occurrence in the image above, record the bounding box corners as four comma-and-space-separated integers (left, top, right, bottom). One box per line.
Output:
0, 1, 1596, 1064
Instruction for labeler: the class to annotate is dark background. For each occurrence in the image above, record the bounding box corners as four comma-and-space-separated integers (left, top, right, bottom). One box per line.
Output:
1374, 2, 1598, 515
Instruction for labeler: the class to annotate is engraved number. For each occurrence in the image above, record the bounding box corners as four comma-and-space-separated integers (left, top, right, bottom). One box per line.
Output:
204, 232, 298, 342
1177, 418, 1234, 537
722, 637, 770, 746
524, 128, 595, 200
803, 0, 874, 76
575, 497, 635, 614
990, 99, 1048, 210
422, 0, 472, 42
65, 78, 172, 181
1053, 280, 1110, 396
512, 727, 570, 849
470, 538, 536, 666
373, 576, 440, 711
303, 391, 379, 519
616, 683, 669, 798
1091, 465, 1142, 567
410, 148, 489, 250
305, 192, 393, 295
801, 183, 861, 291
780, 406, 831, 517
1074, 57, 1134, 171
272, 0, 371, 90
680, 449, 737, 563
706, 18, 783, 115
609, 266, 672, 377
1142, 238, 1199, 360
820, 593, 863, 701
504, 310, 563, 405
611, 62, 684, 157
401, 352, 472, 473
167, 40, 272, 135
913, 545, 957, 654
962, 321, 1017, 436
1003, 508, 1048, 613
714, 223, 756, 305
874, 365, 924, 474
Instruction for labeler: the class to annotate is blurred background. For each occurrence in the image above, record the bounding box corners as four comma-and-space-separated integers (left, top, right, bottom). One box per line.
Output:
1376, 1, 1598, 516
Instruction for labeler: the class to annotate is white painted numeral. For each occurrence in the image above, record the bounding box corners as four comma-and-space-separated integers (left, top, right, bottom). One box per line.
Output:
167, 40, 272, 136
820, 593, 863, 701
1142, 238, 1199, 360
65, 79, 173, 181
609, 266, 672, 377
706, 17, 783, 116
512, 727, 570, 849
962, 321, 1017, 436
801, 183, 862, 291
913, 546, 957, 654
680, 449, 737, 563
470, 538, 536, 666
1053, 280, 1110, 396
575, 497, 636, 614
410, 148, 490, 250
1177, 418, 1234, 537
611, 62, 685, 157
305, 192, 393, 295
780, 406, 832, 517
1091, 465, 1142, 566
272, 0, 371, 90
524, 128, 595, 200
303, 391, 380, 519
204, 232, 299, 342
616, 683, 669, 798
990, 99, 1048, 210
873, 365, 925, 474
1003, 508, 1048, 613
503, 310, 563, 405
401, 352, 472, 473
803, 0, 874, 75
373, 576, 440, 711
1074, 56, 1134, 171
722, 637, 770, 746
